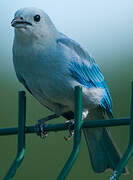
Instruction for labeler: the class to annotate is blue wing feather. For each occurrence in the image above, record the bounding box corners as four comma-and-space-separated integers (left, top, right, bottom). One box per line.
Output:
70, 60, 113, 118
57, 37, 113, 118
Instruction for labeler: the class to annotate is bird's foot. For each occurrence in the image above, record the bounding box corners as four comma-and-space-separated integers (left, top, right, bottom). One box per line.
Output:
35, 114, 59, 138
64, 119, 74, 141
35, 119, 48, 138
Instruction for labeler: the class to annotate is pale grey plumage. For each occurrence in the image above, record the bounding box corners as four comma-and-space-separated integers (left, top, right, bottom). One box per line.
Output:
12, 7, 127, 173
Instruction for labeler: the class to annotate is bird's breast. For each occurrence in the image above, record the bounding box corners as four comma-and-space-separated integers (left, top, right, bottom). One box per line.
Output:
13, 42, 73, 105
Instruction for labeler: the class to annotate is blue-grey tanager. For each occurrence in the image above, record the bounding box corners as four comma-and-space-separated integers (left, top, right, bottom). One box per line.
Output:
11, 7, 127, 173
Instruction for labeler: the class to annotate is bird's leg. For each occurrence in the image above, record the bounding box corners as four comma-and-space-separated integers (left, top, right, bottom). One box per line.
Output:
64, 111, 87, 141
64, 119, 74, 141
35, 114, 60, 138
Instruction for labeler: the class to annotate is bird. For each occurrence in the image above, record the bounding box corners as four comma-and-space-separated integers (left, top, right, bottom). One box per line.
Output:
11, 7, 127, 174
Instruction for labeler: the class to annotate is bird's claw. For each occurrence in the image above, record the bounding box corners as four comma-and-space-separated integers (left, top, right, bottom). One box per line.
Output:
35, 114, 59, 139
64, 119, 74, 141
35, 119, 48, 139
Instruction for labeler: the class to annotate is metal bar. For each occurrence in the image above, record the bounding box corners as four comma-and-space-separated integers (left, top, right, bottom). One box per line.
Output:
3, 91, 26, 180
109, 82, 133, 180
57, 86, 83, 180
130, 82, 133, 144
0, 118, 130, 136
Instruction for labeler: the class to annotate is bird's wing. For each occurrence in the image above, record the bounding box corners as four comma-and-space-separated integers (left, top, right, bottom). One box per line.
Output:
57, 37, 113, 118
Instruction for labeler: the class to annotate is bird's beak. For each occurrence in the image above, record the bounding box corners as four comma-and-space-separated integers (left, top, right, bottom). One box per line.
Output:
11, 17, 32, 28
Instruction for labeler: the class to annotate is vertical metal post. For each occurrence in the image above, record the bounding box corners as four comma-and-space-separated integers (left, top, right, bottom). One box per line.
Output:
57, 86, 83, 180
129, 82, 133, 144
4, 91, 26, 180
110, 82, 133, 180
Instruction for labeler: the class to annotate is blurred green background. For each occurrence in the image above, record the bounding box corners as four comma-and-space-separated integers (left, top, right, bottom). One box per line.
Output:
0, 0, 133, 179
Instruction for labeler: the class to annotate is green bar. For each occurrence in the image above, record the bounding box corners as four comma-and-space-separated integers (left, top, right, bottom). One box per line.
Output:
130, 82, 133, 144
109, 82, 133, 180
83, 118, 130, 128
57, 86, 83, 180
0, 118, 130, 136
4, 91, 26, 180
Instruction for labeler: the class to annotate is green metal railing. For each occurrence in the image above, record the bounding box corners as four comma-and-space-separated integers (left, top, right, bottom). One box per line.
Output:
3, 91, 26, 180
0, 83, 133, 180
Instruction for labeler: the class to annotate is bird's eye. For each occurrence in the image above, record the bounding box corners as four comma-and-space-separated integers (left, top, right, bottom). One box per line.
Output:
34, 15, 41, 22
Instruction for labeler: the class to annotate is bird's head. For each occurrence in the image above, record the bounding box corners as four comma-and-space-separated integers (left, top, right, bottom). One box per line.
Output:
11, 7, 57, 42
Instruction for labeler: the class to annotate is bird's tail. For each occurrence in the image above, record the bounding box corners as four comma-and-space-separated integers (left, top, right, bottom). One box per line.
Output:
83, 109, 128, 173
